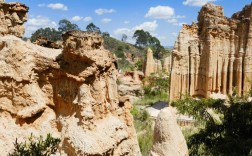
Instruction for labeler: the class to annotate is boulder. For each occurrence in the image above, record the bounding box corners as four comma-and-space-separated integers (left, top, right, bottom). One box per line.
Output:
151, 107, 188, 156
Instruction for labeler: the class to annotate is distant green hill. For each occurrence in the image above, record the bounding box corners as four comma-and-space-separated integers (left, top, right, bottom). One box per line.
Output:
104, 36, 145, 58
103, 36, 145, 71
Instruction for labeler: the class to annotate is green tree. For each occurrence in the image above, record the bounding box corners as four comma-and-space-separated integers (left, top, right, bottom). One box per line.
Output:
58, 19, 80, 34
133, 29, 165, 59
133, 29, 151, 48
86, 22, 101, 34
121, 34, 128, 42
148, 36, 165, 59
172, 96, 252, 156
9, 133, 60, 156
102, 32, 110, 38
30, 27, 61, 42
144, 70, 169, 96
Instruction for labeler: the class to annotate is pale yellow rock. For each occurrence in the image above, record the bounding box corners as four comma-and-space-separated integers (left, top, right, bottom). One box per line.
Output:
170, 3, 252, 100
151, 107, 189, 156
0, 2, 28, 37
117, 71, 144, 103
144, 48, 156, 76
0, 3, 141, 155
163, 56, 171, 74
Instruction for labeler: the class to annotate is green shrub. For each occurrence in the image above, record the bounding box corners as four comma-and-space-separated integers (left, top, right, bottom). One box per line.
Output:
144, 70, 169, 96
9, 133, 60, 156
117, 58, 134, 72
135, 91, 168, 106
135, 59, 143, 71
125, 45, 130, 50
173, 96, 252, 156
115, 46, 124, 58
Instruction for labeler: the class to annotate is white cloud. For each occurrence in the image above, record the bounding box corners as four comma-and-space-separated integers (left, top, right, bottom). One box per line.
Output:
145, 6, 186, 26
133, 20, 158, 32
95, 8, 116, 15
124, 21, 129, 24
83, 17, 92, 22
167, 15, 186, 25
114, 21, 158, 37
72, 16, 83, 21
114, 28, 132, 36
38, 3, 45, 7
113, 20, 158, 44
101, 18, 112, 24
167, 19, 178, 23
47, 3, 68, 11
145, 5, 174, 19
24, 16, 57, 37
183, 0, 217, 7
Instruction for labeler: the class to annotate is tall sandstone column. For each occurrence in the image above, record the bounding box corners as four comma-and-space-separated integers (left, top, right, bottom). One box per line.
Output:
170, 3, 252, 100
144, 48, 156, 76
243, 4, 252, 93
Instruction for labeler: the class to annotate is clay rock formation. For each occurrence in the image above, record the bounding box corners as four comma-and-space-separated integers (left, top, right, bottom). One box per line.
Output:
118, 71, 144, 102
163, 56, 171, 74
34, 36, 63, 49
0, 2, 28, 37
151, 107, 188, 156
144, 48, 156, 76
0, 2, 141, 155
170, 3, 252, 100
143, 48, 171, 76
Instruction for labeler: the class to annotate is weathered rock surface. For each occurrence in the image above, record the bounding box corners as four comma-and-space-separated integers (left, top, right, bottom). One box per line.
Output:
143, 48, 171, 76
0, 2, 28, 37
34, 36, 63, 49
118, 71, 144, 103
163, 56, 171, 74
151, 107, 188, 156
170, 3, 252, 100
0, 2, 141, 155
144, 48, 156, 76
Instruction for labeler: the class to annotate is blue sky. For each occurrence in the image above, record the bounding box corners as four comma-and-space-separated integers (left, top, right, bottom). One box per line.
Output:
10, 0, 251, 46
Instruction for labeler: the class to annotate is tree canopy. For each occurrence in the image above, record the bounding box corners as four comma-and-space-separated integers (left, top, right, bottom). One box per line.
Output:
172, 96, 252, 156
58, 19, 80, 33
86, 23, 101, 34
30, 27, 61, 42
31, 19, 80, 42
133, 29, 166, 59
121, 34, 128, 42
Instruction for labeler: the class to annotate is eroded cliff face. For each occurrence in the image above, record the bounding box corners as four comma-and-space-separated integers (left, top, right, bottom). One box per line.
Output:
0, 2, 28, 37
170, 3, 252, 100
0, 2, 140, 155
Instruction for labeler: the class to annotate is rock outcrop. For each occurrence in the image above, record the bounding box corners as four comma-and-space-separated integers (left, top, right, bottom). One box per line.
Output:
144, 48, 156, 76
34, 36, 63, 49
0, 2, 28, 37
163, 56, 171, 74
151, 107, 188, 156
118, 71, 144, 103
170, 3, 252, 100
0, 2, 141, 155
143, 48, 171, 76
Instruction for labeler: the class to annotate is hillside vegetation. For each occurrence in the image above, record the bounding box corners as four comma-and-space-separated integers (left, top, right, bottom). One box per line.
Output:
104, 36, 145, 58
